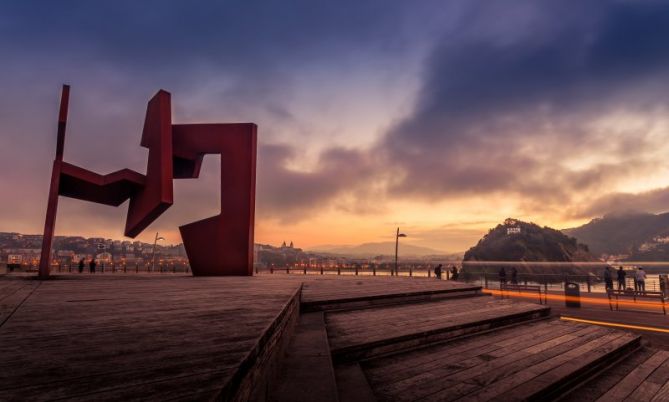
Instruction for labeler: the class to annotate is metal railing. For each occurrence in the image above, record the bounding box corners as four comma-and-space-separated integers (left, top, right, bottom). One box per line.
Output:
1, 262, 191, 275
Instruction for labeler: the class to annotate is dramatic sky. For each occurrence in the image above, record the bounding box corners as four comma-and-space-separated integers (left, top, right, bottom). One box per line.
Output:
3, 0, 669, 252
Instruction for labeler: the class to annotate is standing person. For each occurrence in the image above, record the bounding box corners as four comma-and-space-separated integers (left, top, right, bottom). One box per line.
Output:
617, 266, 626, 290
89, 258, 96, 274
434, 264, 443, 280
511, 267, 518, 285
78, 258, 85, 274
636, 267, 647, 292
499, 267, 507, 286
451, 265, 459, 280
603, 266, 613, 291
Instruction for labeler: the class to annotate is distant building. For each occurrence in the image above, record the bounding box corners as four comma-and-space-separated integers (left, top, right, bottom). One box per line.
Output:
507, 227, 521, 235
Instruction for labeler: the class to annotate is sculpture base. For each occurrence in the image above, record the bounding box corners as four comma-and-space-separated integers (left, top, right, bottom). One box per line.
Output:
180, 215, 253, 276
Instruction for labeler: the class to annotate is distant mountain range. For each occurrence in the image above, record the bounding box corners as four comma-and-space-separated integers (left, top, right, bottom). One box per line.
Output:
563, 211, 669, 260
309, 242, 452, 258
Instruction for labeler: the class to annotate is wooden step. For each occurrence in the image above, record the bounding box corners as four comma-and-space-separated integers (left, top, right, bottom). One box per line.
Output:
300, 277, 482, 312
326, 296, 550, 362
270, 312, 338, 402
595, 349, 669, 402
362, 319, 641, 401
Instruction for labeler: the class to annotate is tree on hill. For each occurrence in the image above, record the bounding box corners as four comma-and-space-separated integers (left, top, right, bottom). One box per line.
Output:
464, 218, 597, 262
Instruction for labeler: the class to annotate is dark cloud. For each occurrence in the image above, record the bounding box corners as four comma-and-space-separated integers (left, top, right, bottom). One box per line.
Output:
380, 0, 669, 210
3, 0, 669, 239
574, 186, 669, 218
256, 144, 381, 221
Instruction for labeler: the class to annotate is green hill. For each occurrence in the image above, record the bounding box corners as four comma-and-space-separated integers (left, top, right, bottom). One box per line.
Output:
462, 218, 602, 276
464, 218, 597, 262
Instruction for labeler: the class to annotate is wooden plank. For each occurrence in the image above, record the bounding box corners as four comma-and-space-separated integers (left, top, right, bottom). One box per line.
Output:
365, 320, 584, 392
651, 378, 669, 402
327, 298, 547, 351
368, 323, 599, 400
597, 350, 669, 402
364, 319, 566, 379
455, 332, 638, 402
414, 326, 612, 402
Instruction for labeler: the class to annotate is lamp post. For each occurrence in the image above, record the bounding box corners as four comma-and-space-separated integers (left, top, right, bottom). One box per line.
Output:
151, 232, 165, 272
394, 227, 407, 276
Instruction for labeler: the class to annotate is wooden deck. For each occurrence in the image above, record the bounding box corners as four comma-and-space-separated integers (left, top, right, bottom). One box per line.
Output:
3, 273, 669, 401
0, 274, 480, 400
0, 275, 301, 400
595, 350, 669, 401
327, 296, 550, 361
363, 319, 641, 401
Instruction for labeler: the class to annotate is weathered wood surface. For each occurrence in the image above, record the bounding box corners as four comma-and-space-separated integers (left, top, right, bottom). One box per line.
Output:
327, 297, 549, 358
0, 275, 301, 401
0, 274, 481, 400
363, 319, 641, 402
298, 276, 479, 303
594, 349, 669, 402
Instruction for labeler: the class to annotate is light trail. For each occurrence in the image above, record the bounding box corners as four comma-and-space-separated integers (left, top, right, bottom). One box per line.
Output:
560, 316, 669, 334
483, 289, 666, 310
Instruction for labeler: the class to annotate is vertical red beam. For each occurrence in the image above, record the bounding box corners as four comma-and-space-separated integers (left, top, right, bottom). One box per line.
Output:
175, 123, 257, 275
39, 85, 70, 279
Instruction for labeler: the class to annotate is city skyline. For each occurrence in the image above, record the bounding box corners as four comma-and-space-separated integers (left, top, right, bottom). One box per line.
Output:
4, 1, 669, 252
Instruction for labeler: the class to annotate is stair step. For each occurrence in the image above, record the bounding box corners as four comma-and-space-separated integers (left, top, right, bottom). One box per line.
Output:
301, 278, 481, 312
362, 319, 641, 401
270, 312, 338, 402
326, 296, 550, 362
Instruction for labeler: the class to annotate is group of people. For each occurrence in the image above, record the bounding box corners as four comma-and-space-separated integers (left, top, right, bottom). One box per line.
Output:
498, 267, 518, 285
603, 266, 647, 292
77, 258, 97, 274
433, 264, 458, 280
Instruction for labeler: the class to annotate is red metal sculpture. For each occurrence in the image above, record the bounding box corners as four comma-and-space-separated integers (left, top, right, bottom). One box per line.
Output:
39, 85, 257, 278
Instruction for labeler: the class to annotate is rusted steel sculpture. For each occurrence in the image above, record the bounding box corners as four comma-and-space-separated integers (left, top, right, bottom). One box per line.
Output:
39, 85, 257, 278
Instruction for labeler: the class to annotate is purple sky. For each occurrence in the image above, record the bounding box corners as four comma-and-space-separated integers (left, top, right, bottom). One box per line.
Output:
3, 1, 669, 252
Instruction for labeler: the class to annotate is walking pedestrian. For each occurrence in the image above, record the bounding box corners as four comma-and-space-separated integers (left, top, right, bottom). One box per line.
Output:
89, 258, 96, 274
78, 258, 85, 274
511, 267, 518, 285
617, 266, 626, 290
499, 267, 507, 286
450, 265, 459, 280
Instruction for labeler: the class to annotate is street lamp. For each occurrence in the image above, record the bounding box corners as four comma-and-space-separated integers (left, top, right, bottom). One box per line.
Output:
395, 227, 407, 276
151, 232, 165, 272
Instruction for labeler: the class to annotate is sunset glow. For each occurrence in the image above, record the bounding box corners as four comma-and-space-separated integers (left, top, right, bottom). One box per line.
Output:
4, 1, 669, 253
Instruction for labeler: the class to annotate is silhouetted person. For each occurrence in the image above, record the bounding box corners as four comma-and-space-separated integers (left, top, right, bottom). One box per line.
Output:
636, 267, 646, 292
89, 258, 96, 274
604, 266, 613, 290
617, 266, 626, 290
434, 264, 443, 279
450, 265, 459, 280
511, 267, 518, 285
499, 267, 506, 286
78, 258, 85, 274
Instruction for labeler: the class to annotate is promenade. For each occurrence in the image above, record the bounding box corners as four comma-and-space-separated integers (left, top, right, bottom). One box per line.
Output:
1, 273, 669, 401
